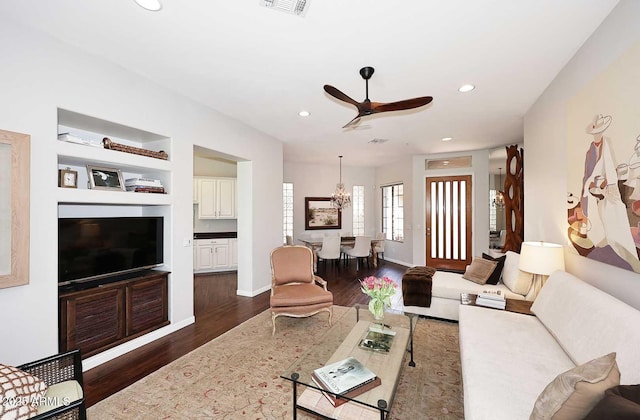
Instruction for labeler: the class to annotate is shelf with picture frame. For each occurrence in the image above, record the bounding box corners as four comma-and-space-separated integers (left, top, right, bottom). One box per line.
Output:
56, 109, 172, 206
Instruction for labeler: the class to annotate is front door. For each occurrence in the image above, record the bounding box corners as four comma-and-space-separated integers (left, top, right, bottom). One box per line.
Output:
426, 175, 472, 271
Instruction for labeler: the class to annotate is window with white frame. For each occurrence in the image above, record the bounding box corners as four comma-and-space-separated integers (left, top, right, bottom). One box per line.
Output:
283, 182, 293, 244
352, 185, 365, 236
382, 184, 404, 241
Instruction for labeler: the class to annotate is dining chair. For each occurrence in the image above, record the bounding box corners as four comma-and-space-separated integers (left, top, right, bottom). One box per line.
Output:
269, 246, 333, 335
344, 235, 372, 270
374, 232, 385, 262
316, 236, 341, 268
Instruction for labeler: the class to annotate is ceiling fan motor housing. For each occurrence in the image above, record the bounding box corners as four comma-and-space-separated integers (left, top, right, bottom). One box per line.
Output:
359, 66, 375, 80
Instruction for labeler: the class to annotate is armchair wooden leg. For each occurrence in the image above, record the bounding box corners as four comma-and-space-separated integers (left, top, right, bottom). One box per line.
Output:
271, 313, 277, 335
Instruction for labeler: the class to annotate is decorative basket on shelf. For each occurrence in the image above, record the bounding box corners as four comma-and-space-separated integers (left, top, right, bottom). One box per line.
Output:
102, 137, 168, 160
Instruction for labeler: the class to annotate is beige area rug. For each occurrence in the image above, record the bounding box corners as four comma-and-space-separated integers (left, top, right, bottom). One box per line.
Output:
88, 307, 463, 419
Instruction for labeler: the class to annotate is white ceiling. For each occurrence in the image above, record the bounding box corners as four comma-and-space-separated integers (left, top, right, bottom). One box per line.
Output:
0, 0, 619, 167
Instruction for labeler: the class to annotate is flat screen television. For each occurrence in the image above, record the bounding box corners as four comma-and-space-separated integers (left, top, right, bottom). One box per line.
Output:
58, 216, 164, 286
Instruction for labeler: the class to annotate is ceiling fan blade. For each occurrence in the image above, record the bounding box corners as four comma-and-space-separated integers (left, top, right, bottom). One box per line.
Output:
372, 96, 433, 113
324, 85, 360, 107
342, 115, 361, 129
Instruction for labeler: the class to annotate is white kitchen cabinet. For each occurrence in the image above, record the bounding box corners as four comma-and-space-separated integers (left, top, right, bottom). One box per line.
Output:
229, 238, 238, 268
194, 238, 237, 272
197, 177, 236, 219
193, 177, 200, 203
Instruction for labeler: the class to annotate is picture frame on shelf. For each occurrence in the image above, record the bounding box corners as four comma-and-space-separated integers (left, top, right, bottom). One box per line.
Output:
86, 165, 125, 191
305, 197, 341, 230
58, 167, 78, 188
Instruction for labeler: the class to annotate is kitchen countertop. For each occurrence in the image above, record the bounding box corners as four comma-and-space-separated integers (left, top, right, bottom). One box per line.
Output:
193, 232, 237, 239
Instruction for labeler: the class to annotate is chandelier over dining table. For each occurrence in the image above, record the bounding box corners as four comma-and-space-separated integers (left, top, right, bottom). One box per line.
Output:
330, 155, 351, 211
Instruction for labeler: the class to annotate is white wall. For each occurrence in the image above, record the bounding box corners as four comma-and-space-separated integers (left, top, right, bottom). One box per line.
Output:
284, 162, 376, 241
0, 17, 283, 366
524, 0, 640, 309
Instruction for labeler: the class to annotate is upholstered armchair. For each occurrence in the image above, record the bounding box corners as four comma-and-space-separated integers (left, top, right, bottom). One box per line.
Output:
269, 246, 333, 335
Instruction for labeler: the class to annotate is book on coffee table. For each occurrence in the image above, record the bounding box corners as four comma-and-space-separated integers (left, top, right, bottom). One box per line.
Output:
311, 373, 382, 407
312, 357, 381, 406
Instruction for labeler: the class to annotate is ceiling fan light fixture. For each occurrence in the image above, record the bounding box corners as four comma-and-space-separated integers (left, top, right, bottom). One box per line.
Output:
134, 0, 162, 11
458, 84, 475, 93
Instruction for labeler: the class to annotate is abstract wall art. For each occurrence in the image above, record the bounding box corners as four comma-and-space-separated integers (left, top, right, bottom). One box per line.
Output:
567, 42, 640, 273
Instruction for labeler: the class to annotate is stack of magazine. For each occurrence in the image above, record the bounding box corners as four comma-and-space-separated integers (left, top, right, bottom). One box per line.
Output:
125, 177, 165, 194
476, 290, 506, 309
311, 357, 381, 407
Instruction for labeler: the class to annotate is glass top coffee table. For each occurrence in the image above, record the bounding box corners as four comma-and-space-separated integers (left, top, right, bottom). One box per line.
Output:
280, 305, 416, 419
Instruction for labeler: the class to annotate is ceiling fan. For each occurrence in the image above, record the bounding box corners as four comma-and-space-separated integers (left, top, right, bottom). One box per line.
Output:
324, 66, 433, 128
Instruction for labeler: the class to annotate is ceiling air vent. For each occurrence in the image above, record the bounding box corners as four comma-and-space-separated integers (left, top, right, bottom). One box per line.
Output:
368, 138, 389, 145
261, 0, 310, 17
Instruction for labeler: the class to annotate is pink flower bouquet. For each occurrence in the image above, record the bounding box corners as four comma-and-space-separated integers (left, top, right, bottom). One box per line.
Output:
360, 276, 397, 320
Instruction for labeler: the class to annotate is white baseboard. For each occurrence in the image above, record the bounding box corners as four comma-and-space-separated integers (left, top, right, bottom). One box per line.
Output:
381, 257, 412, 267
237, 284, 270, 297
82, 316, 196, 371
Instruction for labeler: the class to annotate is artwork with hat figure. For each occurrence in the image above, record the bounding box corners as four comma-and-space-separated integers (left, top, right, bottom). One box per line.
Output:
567, 42, 640, 272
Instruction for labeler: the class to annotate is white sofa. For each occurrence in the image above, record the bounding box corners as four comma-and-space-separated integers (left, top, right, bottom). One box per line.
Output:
459, 270, 640, 419
403, 251, 533, 321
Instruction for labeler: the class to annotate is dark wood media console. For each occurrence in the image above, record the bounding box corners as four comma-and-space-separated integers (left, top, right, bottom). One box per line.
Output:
59, 270, 170, 358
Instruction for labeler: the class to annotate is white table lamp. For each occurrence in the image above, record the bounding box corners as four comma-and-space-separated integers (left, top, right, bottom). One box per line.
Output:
519, 241, 565, 298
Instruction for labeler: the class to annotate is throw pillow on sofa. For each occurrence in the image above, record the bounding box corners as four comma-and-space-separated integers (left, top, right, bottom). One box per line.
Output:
502, 250, 534, 295
530, 352, 620, 420
482, 253, 506, 285
583, 384, 640, 419
0, 363, 48, 419
462, 257, 497, 285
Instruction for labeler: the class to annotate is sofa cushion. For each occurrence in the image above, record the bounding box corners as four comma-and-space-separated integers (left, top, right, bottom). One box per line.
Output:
530, 352, 620, 420
584, 385, 640, 420
37, 380, 83, 415
0, 363, 48, 419
531, 271, 640, 384
459, 305, 575, 420
501, 251, 534, 296
462, 257, 497, 284
482, 253, 506, 285
429, 270, 525, 301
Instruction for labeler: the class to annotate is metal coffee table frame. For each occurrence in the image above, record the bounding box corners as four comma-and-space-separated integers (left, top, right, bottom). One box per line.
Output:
281, 305, 417, 419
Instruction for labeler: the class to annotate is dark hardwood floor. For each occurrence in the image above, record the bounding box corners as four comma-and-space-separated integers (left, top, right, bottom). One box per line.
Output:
83, 259, 407, 407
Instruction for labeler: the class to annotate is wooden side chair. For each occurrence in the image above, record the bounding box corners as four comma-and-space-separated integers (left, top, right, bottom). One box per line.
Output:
269, 246, 333, 335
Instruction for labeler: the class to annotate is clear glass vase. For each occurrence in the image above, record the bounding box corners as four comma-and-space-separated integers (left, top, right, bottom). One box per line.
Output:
369, 298, 385, 321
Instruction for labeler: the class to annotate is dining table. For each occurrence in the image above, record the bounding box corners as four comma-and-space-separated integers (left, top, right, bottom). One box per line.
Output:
298, 236, 383, 272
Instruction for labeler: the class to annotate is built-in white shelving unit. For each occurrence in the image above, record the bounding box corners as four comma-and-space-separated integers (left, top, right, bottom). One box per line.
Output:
56, 109, 172, 205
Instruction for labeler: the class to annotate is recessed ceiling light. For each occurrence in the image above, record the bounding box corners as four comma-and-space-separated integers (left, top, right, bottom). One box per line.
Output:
134, 0, 162, 11
458, 84, 475, 93
298, 110, 310, 117
441, 137, 453, 142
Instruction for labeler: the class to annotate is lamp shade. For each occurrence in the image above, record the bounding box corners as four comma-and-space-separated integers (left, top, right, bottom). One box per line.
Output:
519, 242, 565, 275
